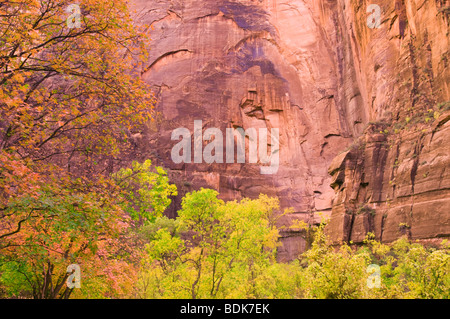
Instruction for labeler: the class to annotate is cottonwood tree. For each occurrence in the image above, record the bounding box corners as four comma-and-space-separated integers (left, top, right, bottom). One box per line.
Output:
136, 189, 281, 299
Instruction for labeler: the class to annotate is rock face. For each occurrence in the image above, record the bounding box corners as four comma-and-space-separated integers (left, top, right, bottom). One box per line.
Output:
324, 0, 450, 246
130, 0, 450, 260
327, 115, 450, 245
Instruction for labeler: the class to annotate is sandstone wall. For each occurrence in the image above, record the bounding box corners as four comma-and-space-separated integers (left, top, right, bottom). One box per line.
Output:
326, 0, 450, 245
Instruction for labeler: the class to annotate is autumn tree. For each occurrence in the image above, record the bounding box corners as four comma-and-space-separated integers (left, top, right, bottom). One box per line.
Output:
136, 203, 450, 299
0, 159, 177, 299
0, 0, 153, 172
0, 0, 166, 298
136, 189, 282, 299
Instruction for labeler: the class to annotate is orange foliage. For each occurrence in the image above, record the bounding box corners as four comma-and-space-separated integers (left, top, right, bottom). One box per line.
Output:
0, 0, 155, 298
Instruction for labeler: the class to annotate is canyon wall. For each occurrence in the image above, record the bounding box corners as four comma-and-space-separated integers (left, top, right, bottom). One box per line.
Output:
325, 0, 450, 246
130, 0, 450, 261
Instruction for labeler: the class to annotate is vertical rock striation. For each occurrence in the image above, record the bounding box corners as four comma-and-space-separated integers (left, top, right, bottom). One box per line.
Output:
130, 0, 450, 260
325, 0, 450, 246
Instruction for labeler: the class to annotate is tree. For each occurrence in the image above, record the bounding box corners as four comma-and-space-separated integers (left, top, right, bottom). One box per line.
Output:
0, 0, 153, 165
0, 161, 177, 299
0, 175, 129, 298
0, 0, 153, 241
113, 160, 177, 225
362, 235, 450, 299
0, 0, 158, 298
136, 189, 282, 299
136, 210, 450, 299
299, 224, 371, 299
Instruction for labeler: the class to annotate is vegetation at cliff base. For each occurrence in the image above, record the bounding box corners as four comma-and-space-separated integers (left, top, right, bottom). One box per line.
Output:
133, 188, 450, 299
0, 0, 155, 299
1, 173, 449, 299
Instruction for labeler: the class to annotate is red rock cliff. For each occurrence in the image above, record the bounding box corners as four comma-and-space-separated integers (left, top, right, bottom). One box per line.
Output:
130, 0, 450, 261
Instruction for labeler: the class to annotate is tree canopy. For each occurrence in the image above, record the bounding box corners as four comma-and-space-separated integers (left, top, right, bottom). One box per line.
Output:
0, 0, 162, 299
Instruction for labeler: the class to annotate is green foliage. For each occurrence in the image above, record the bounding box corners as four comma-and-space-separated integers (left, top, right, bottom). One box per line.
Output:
365, 236, 450, 299
0, 178, 125, 298
137, 216, 183, 242
135, 189, 281, 299
113, 160, 177, 224
0, 160, 177, 299
1, 168, 448, 300
299, 225, 371, 298
296, 229, 449, 299
0, 261, 34, 298
136, 205, 450, 299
